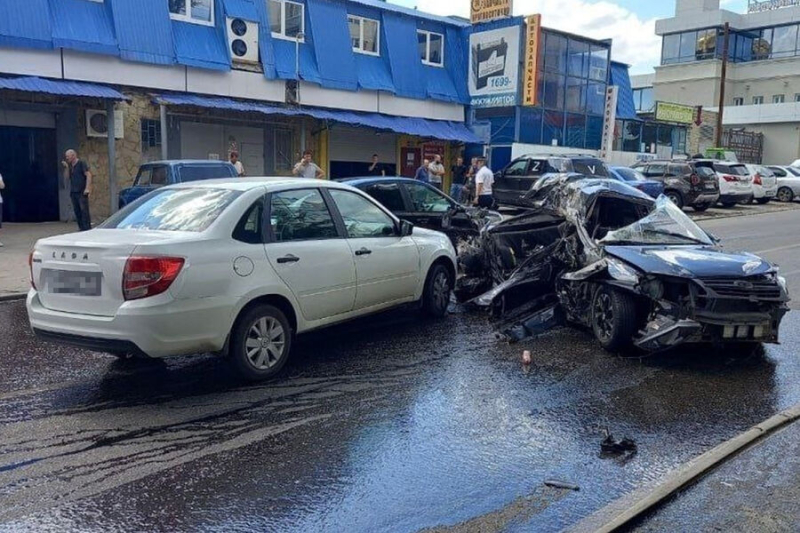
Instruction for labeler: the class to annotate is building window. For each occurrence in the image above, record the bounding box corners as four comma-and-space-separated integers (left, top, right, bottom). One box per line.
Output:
696, 28, 717, 60
733, 97, 744, 106
169, 0, 213, 25
269, 0, 304, 41
753, 96, 764, 105
348, 15, 379, 56
141, 119, 162, 148
633, 87, 655, 112
795, 93, 800, 102
417, 30, 444, 67
773, 94, 785, 104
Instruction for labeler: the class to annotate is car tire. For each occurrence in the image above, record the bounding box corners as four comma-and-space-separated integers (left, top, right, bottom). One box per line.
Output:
777, 187, 795, 203
422, 263, 452, 318
757, 198, 771, 205
229, 304, 293, 381
664, 190, 684, 209
693, 202, 712, 212
591, 287, 638, 352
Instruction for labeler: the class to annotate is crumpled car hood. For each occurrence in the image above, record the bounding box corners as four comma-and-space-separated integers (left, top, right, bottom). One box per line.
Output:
603, 245, 775, 278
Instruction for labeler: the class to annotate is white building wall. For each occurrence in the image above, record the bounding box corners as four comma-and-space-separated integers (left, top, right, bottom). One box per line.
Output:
187, 69, 285, 103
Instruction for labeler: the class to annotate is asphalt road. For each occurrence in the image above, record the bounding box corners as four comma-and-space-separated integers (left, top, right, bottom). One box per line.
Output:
1, 208, 799, 532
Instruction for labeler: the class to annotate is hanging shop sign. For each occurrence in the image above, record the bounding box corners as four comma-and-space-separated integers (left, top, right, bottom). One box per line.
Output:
654, 102, 696, 124
523, 14, 542, 106
468, 25, 521, 108
471, 0, 513, 24
600, 86, 618, 160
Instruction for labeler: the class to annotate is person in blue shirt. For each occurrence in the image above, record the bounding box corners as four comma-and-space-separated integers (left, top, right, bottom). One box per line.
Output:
415, 158, 431, 183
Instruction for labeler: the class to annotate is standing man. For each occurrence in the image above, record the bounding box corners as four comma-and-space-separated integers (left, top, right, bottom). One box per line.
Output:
428, 155, 445, 190
62, 150, 92, 232
230, 151, 246, 177
464, 156, 479, 205
368, 154, 385, 176
473, 156, 495, 209
450, 156, 469, 203
0, 173, 4, 247
293, 150, 326, 179
415, 158, 431, 183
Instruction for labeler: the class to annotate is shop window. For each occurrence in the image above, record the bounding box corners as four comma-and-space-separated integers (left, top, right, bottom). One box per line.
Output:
141, 119, 162, 148
568, 39, 589, 79
349, 15, 380, 56
773, 94, 785, 104
565, 77, 586, 113
169, 0, 213, 25
519, 107, 543, 145
589, 45, 609, 81
270, 0, 305, 41
587, 82, 606, 115
417, 30, 444, 67
565, 114, 586, 149
541, 71, 565, 110
642, 123, 657, 153
542, 111, 565, 146
622, 120, 642, 153
543, 33, 568, 73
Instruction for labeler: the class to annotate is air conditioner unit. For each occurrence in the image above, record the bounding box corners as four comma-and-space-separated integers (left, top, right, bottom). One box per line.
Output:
86, 109, 124, 139
227, 17, 259, 64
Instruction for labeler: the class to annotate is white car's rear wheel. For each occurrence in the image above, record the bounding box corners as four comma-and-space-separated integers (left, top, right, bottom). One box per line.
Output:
230, 304, 292, 381
422, 263, 452, 318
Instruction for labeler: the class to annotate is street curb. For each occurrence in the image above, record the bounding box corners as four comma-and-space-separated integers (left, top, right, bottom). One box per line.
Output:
567, 404, 800, 533
0, 293, 27, 303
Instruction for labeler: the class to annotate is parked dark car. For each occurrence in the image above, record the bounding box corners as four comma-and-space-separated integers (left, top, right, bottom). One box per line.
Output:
458, 175, 789, 353
493, 154, 609, 208
340, 177, 502, 246
119, 160, 239, 208
608, 166, 665, 198
631, 159, 720, 211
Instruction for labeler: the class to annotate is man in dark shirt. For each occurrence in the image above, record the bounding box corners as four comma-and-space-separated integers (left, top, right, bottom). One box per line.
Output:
368, 154, 385, 176
62, 149, 93, 231
450, 156, 468, 203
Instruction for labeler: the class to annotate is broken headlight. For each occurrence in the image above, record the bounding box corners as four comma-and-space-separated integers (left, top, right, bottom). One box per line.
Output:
778, 275, 788, 293
607, 258, 640, 284
640, 278, 665, 300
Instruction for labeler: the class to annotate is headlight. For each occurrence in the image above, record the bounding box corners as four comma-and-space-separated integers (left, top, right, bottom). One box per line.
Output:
778, 275, 788, 293
640, 278, 665, 300
607, 258, 640, 284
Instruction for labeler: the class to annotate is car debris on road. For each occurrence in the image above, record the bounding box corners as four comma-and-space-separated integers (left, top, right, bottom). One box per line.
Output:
456, 174, 791, 353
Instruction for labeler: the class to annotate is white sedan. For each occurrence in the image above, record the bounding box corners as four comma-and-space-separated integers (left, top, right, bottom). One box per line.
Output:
744, 164, 777, 204
768, 166, 800, 202
28, 178, 457, 380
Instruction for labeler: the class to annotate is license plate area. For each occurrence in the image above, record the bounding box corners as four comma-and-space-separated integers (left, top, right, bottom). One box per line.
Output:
45, 269, 103, 297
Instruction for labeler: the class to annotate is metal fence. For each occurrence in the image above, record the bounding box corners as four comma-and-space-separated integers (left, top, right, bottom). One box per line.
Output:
723, 129, 764, 164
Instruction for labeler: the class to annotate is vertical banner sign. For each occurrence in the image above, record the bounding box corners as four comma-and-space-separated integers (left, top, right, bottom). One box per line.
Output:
468, 25, 521, 108
523, 14, 541, 106
600, 86, 618, 160
471, 0, 513, 24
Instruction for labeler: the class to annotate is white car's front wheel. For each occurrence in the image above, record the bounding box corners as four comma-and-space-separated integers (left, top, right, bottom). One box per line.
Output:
230, 304, 293, 381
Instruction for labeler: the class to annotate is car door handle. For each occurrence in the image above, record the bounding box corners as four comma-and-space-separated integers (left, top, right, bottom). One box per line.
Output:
277, 254, 300, 264
355, 248, 372, 256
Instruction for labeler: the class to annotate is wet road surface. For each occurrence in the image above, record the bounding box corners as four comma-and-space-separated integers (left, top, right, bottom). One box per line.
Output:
2, 208, 800, 532
2, 296, 800, 532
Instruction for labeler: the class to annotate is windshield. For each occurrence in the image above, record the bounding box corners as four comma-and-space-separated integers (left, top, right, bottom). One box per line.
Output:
101, 188, 242, 232
614, 168, 645, 182
600, 195, 713, 246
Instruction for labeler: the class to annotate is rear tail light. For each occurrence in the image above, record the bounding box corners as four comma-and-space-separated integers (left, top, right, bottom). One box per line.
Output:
123, 256, 185, 301
722, 175, 737, 182
29, 251, 36, 290
753, 173, 762, 185
690, 173, 701, 186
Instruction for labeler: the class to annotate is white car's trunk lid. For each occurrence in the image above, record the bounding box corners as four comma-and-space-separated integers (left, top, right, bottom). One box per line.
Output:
33, 229, 181, 317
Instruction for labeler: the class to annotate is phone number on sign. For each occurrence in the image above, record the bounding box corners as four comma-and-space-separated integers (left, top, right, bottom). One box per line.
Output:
471, 94, 517, 108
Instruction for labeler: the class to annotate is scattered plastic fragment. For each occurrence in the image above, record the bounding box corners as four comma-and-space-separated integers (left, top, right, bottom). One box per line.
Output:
544, 479, 580, 491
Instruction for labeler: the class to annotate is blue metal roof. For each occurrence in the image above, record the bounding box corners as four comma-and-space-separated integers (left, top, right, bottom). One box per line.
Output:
223, 0, 260, 21
0, 76, 128, 100
112, 0, 175, 65
611, 61, 638, 121
49, 0, 119, 56
348, 0, 469, 28
153, 93, 480, 143
0, 0, 53, 50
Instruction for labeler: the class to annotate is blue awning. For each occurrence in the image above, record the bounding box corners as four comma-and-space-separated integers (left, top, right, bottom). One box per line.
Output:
0, 76, 128, 100
153, 93, 480, 143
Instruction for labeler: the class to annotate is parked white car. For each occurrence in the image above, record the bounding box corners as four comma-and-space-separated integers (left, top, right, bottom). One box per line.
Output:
712, 162, 753, 207
768, 166, 800, 203
27, 179, 458, 380
744, 164, 778, 204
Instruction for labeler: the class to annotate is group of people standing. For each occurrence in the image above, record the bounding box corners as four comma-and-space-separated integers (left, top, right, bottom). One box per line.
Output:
416, 155, 494, 208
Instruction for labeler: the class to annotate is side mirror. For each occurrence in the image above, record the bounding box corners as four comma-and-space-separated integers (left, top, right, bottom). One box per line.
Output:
399, 220, 414, 237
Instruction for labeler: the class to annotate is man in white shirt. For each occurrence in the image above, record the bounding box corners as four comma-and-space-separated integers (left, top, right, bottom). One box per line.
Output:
230, 151, 245, 177
428, 155, 445, 190
293, 150, 326, 179
473, 156, 495, 208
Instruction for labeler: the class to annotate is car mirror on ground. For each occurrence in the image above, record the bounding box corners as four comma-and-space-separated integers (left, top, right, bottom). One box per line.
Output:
400, 220, 415, 237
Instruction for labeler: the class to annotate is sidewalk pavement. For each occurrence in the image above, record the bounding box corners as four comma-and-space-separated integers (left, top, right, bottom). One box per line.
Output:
630, 419, 800, 532
0, 222, 79, 298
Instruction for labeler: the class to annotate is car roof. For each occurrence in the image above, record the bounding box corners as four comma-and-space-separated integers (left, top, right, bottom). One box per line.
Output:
169, 177, 360, 192
141, 160, 236, 167
337, 176, 421, 187
519, 153, 601, 159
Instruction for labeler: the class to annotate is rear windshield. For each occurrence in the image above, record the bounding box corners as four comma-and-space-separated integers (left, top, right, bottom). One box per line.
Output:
179, 165, 237, 182
570, 159, 608, 177
613, 168, 645, 182
695, 166, 716, 177
714, 164, 748, 176
101, 188, 242, 232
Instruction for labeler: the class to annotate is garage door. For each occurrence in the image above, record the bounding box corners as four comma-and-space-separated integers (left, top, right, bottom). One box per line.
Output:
329, 126, 397, 178
180, 122, 265, 176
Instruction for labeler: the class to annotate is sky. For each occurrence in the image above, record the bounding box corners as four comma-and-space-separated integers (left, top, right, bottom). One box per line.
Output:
390, 0, 749, 74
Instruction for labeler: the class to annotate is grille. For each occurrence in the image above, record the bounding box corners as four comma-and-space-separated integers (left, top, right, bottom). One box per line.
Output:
699, 276, 782, 300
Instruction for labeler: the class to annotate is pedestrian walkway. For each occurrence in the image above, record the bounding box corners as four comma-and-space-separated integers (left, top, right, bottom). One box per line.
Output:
0, 222, 76, 298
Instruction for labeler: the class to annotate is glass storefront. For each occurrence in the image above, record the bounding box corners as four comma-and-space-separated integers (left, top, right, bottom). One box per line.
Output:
613, 119, 688, 156
662, 23, 800, 65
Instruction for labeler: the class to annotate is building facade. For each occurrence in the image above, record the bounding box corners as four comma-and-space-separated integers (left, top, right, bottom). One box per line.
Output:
651, 0, 800, 164
0, 0, 477, 223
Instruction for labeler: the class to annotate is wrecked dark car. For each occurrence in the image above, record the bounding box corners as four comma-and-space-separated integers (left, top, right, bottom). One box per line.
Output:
458, 176, 790, 353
